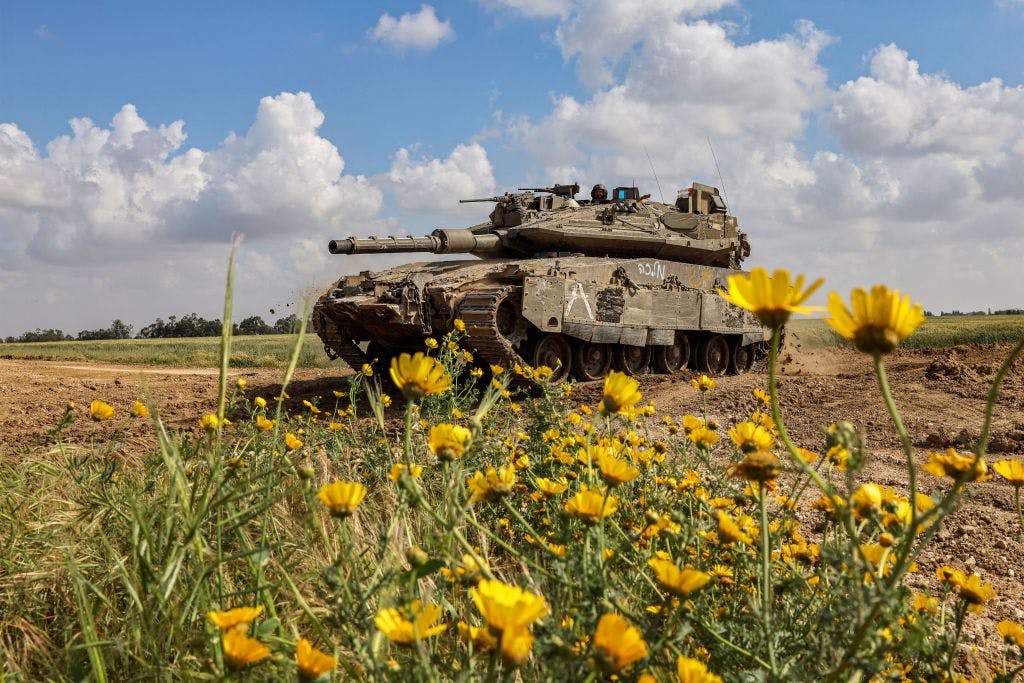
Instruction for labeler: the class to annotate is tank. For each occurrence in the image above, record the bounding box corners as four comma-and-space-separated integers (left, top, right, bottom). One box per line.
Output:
312, 182, 769, 382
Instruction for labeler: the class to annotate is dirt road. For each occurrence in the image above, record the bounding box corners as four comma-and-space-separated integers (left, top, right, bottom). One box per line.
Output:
1, 339, 1022, 671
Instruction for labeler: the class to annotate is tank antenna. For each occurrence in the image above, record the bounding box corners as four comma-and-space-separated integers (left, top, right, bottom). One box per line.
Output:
642, 145, 665, 204
706, 137, 730, 211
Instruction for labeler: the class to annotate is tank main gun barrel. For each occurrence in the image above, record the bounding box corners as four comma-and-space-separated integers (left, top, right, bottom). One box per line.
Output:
458, 197, 504, 204
329, 228, 505, 256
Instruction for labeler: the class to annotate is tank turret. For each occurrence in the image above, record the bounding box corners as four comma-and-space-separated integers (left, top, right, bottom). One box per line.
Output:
313, 182, 768, 383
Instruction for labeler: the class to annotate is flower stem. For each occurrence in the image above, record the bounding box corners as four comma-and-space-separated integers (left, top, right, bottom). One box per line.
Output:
758, 482, 778, 674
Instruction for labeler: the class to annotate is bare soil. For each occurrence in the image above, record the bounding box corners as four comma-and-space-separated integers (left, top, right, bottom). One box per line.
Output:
1, 338, 1022, 674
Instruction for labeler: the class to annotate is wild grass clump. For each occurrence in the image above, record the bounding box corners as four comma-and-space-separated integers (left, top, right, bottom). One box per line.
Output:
2, 263, 1023, 682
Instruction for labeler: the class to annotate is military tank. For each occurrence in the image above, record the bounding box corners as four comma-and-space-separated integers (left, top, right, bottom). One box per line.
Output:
312, 182, 769, 382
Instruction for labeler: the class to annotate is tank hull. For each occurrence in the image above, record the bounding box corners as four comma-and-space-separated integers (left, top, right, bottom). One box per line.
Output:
312, 255, 769, 380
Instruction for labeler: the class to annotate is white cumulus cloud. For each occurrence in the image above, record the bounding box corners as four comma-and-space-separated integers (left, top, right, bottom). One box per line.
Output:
380, 142, 496, 213
369, 5, 456, 52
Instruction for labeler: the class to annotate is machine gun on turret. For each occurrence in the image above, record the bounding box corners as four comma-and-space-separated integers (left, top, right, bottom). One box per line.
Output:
517, 183, 580, 199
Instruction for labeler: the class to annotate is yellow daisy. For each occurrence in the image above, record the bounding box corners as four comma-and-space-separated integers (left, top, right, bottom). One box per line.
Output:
825, 285, 924, 355
717, 267, 823, 329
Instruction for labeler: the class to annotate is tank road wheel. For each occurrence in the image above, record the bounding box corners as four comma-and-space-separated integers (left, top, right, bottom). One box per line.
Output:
613, 344, 651, 376
695, 335, 730, 376
652, 332, 691, 374
531, 334, 573, 383
572, 341, 612, 382
729, 339, 756, 375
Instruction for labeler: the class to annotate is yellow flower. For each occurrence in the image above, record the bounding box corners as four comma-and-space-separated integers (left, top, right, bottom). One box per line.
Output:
728, 451, 781, 483
716, 511, 753, 546
592, 613, 648, 672
997, 620, 1024, 647
599, 370, 642, 416
221, 629, 270, 669
442, 553, 490, 585
687, 426, 720, 449
456, 621, 497, 651
425, 337, 438, 349
454, 318, 466, 332
199, 413, 219, 430
729, 421, 775, 453
753, 387, 770, 405
535, 477, 569, 497
921, 448, 991, 482
648, 558, 711, 596
390, 352, 452, 400
957, 573, 996, 613
296, 638, 337, 680
467, 466, 516, 503
130, 401, 149, 418
677, 656, 725, 683
254, 396, 267, 409
255, 415, 275, 432
691, 375, 716, 393
207, 605, 263, 631
564, 489, 618, 522
285, 433, 303, 450
429, 424, 473, 461
500, 626, 534, 667
717, 267, 823, 328
825, 285, 924, 355
361, 363, 374, 376
236, 377, 247, 389
388, 463, 424, 482
332, 389, 346, 398
90, 400, 115, 421
317, 481, 367, 517
993, 459, 1024, 486
595, 451, 640, 486
374, 600, 447, 644
470, 579, 549, 632
850, 483, 884, 518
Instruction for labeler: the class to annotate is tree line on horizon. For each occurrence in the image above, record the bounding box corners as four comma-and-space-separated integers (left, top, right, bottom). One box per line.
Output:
3, 313, 301, 344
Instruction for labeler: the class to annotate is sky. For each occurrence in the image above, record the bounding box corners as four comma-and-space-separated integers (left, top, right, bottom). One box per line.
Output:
2, 0, 1024, 338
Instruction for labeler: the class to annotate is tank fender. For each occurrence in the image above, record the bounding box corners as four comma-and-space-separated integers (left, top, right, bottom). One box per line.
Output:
522, 276, 565, 333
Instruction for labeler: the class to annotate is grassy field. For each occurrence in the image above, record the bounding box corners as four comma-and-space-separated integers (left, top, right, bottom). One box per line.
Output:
788, 314, 1024, 349
0, 333, 334, 368
1, 314, 1021, 368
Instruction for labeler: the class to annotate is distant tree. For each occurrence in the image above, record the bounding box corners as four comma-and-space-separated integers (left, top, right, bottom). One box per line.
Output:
77, 319, 134, 341
273, 314, 300, 334
12, 328, 70, 343
237, 315, 273, 336
137, 313, 221, 338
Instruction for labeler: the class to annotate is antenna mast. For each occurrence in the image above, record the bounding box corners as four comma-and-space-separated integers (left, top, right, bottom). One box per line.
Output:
706, 137, 730, 211
642, 145, 666, 204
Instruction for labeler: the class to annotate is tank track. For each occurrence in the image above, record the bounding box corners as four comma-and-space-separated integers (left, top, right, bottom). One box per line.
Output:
457, 285, 527, 372
312, 309, 369, 371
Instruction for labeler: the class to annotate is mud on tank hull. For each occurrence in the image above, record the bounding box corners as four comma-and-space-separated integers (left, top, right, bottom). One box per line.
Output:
312, 255, 770, 382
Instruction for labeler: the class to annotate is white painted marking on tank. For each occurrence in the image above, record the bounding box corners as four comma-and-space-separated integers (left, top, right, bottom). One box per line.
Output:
565, 282, 594, 320
636, 261, 666, 280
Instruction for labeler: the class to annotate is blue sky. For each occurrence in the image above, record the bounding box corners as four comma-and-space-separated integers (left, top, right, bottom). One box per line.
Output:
2, 1, 1023, 337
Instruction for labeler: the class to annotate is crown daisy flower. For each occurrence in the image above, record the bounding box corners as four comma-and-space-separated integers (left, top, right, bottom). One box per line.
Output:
317, 481, 367, 517
599, 370, 642, 416
592, 613, 648, 673
717, 267, 823, 329
390, 352, 452, 401
825, 285, 925, 356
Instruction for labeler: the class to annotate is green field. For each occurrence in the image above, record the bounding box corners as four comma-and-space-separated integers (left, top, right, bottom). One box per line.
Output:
0, 334, 334, 367
787, 314, 1024, 349
1, 314, 1021, 367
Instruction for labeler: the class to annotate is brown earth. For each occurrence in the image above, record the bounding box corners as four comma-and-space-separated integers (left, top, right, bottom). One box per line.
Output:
1, 339, 1022, 674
